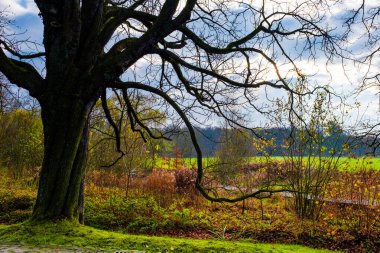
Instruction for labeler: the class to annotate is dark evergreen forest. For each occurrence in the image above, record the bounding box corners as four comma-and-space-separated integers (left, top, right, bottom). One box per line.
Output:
164, 127, 372, 158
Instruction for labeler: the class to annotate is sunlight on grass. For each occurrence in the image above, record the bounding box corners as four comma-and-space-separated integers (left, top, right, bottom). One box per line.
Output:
0, 221, 338, 253
154, 156, 380, 172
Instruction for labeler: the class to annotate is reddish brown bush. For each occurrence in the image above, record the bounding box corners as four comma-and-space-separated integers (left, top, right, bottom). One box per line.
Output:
138, 169, 176, 207
173, 168, 201, 207
87, 169, 127, 189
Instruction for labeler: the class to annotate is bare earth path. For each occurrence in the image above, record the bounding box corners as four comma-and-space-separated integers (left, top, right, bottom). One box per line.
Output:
0, 243, 114, 253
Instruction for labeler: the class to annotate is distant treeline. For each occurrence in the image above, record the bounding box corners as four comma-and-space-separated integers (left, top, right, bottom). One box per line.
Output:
163, 127, 373, 158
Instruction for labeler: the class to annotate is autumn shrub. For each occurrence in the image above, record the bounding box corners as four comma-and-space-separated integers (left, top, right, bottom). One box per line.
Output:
131, 169, 176, 207
161, 147, 188, 169
242, 160, 285, 178
236, 160, 288, 189
325, 167, 380, 234
87, 168, 200, 207
173, 168, 200, 202
86, 169, 128, 189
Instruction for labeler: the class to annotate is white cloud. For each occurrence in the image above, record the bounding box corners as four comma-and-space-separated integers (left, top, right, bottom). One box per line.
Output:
0, 0, 39, 18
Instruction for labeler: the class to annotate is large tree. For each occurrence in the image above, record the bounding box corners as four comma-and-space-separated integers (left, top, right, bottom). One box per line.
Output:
0, 0, 360, 221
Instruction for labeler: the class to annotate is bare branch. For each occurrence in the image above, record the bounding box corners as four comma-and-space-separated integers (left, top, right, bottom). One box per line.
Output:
0, 48, 43, 98
0, 39, 45, 59
100, 88, 124, 155
111, 80, 290, 203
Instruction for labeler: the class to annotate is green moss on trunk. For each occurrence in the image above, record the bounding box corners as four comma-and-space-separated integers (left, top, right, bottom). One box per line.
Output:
32, 98, 92, 221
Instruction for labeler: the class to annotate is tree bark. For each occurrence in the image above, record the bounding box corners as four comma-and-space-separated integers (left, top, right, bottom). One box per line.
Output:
78, 176, 85, 224
78, 122, 89, 224
32, 96, 94, 221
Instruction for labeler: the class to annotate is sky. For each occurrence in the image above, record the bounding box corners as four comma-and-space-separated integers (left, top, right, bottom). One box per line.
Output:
0, 0, 379, 129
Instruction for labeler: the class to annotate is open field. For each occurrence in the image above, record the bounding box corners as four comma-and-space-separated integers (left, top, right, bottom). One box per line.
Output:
155, 156, 380, 172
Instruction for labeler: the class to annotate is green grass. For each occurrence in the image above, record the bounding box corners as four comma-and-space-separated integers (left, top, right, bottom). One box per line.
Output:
0, 221, 338, 253
337, 156, 380, 171
155, 156, 380, 171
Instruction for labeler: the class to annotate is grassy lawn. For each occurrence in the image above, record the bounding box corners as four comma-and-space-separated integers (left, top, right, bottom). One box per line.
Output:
155, 156, 380, 171
339, 156, 380, 171
0, 221, 338, 253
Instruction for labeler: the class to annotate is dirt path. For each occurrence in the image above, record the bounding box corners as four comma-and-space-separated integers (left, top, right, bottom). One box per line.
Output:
0, 243, 113, 253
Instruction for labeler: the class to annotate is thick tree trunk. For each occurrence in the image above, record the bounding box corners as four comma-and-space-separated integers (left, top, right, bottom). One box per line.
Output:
78, 176, 85, 224
32, 97, 93, 221
78, 123, 89, 224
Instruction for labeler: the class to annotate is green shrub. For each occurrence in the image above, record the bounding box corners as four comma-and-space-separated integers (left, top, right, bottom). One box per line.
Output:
0, 188, 34, 224
85, 195, 166, 230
